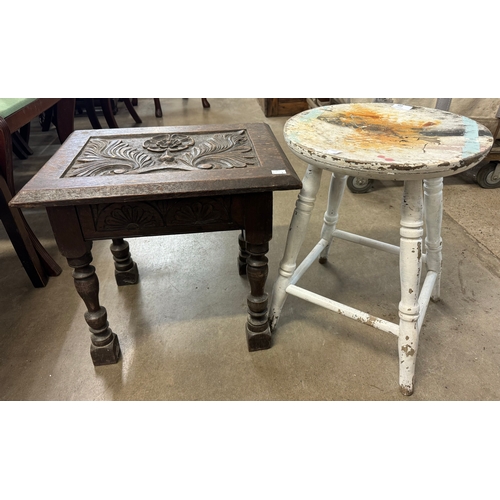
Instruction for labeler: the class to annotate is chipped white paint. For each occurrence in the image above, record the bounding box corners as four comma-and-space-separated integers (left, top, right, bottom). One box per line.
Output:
271, 103, 494, 396
284, 103, 494, 180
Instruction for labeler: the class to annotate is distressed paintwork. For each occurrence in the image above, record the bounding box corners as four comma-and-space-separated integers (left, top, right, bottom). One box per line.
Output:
271, 103, 494, 396
284, 103, 494, 180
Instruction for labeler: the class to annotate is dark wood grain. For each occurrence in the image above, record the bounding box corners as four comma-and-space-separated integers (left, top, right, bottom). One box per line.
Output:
13, 123, 302, 365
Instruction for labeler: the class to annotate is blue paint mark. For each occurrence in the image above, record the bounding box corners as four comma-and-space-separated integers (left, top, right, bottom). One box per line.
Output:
462, 116, 480, 157
300, 107, 325, 121
285, 107, 329, 144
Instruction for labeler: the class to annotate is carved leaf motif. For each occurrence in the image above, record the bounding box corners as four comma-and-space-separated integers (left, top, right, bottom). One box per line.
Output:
171, 130, 255, 170
67, 139, 155, 177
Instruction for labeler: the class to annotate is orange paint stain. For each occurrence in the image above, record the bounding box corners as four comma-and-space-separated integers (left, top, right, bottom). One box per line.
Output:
330, 105, 441, 151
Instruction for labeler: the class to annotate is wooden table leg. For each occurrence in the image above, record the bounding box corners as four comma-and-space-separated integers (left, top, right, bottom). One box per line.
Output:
154, 99, 163, 118
110, 238, 139, 286
68, 248, 121, 365
100, 99, 119, 129
237, 230, 249, 276
0, 175, 48, 287
1, 116, 62, 285
54, 98, 75, 143
83, 99, 103, 129
243, 192, 273, 351
47, 206, 121, 365
123, 99, 142, 124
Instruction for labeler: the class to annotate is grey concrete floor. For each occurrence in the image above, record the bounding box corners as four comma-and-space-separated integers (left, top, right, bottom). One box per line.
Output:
1, 98, 500, 400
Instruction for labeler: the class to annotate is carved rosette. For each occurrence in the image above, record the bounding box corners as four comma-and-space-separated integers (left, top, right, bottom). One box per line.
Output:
64, 130, 258, 177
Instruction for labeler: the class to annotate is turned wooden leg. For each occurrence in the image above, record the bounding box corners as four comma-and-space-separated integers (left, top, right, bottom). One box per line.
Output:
123, 98, 143, 124
424, 177, 443, 301
238, 230, 249, 276
270, 164, 323, 331
154, 99, 163, 118
110, 238, 139, 286
67, 249, 121, 366
83, 99, 102, 129
241, 191, 273, 351
398, 180, 423, 396
319, 172, 347, 264
246, 240, 271, 351
100, 99, 119, 129
0, 175, 48, 287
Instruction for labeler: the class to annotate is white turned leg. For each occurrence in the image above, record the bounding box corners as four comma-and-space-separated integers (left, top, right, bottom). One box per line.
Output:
319, 173, 347, 264
424, 177, 443, 301
270, 164, 323, 331
398, 180, 424, 396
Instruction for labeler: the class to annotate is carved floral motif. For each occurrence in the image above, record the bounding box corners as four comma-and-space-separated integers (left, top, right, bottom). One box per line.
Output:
64, 130, 258, 177
143, 134, 195, 153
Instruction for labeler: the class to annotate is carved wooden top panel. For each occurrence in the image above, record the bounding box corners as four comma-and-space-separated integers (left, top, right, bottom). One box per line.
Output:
63, 129, 260, 177
11, 123, 302, 208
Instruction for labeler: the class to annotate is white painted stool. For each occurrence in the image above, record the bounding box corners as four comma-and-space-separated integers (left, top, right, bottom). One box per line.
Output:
270, 103, 494, 395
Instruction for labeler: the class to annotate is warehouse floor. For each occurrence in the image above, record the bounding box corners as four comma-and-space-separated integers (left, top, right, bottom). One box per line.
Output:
1, 98, 499, 400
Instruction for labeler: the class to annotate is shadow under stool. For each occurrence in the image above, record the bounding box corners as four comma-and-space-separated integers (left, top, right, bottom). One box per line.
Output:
270, 103, 493, 395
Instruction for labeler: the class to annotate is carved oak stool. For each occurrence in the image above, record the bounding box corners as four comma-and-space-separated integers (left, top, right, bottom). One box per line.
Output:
11, 123, 301, 366
270, 103, 493, 395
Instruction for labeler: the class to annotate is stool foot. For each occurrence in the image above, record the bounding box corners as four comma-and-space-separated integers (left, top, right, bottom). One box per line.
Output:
400, 379, 415, 397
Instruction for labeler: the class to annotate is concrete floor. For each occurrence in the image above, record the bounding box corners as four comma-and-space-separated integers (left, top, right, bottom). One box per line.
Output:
1, 98, 499, 401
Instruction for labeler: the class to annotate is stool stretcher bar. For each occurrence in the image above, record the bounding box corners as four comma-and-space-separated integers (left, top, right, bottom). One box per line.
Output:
286, 284, 400, 336
285, 243, 438, 339
290, 240, 329, 286
333, 229, 428, 263
334, 229, 399, 255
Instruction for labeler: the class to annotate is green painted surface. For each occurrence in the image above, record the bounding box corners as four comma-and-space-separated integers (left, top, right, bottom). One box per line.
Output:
0, 98, 37, 118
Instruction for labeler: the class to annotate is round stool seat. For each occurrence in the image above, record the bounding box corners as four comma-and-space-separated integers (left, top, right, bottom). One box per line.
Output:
284, 103, 494, 180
